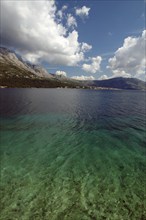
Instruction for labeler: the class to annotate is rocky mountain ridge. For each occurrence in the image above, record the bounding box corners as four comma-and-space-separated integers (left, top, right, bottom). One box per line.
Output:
0, 47, 83, 88
0, 47, 53, 79
0, 47, 145, 90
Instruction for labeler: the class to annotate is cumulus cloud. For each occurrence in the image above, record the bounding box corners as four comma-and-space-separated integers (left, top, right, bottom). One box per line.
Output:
72, 75, 95, 80
107, 30, 146, 78
57, 5, 67, 19
56, 71, 67, 77
0, 0, 92, 66
75, 6, 90, 18
67, 14, 77, 28
98, 75, 109, 80
82, 56, 102, 74
62, 5, 68, 11
81, 43, 92, 52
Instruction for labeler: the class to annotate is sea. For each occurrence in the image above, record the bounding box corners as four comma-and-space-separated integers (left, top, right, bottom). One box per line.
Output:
0, 88, 146, 220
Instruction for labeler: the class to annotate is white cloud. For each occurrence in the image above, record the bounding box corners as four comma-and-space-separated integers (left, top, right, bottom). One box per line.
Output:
57, 5, 67, 19
57, 10, 63, 19
98, 75, 109, 80
67, 14, 77, 28
72, 75, 95, 80
0, 0, 92, 66
111, 70, 131, 78
107, 30, 146, 78
75, 6, 90, 18
56, 71, 67, 77
82, 56, 102, 74
62, 5, 68, 11
81, 43, 92, 52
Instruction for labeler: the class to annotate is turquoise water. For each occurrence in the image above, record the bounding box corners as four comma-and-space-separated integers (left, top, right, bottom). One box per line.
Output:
0, 89, 146, 220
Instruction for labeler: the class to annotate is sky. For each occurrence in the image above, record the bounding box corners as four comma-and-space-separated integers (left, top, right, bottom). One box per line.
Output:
0, 0, 146, 80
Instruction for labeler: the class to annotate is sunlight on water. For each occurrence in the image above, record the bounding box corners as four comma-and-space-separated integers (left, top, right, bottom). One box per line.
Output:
0, 89, 146, 220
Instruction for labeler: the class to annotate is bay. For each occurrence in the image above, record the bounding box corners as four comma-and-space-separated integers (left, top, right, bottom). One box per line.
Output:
0, 89, 146, 220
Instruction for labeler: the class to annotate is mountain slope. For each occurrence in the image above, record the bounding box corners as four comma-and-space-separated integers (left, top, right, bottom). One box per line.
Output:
86, 77, 146, 90
0, 47, 82, 88
0, 47, 145, 89
0, 47, 53, 79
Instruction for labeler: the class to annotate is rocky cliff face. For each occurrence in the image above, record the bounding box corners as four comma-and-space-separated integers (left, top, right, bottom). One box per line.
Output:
0, 47, 81, 88
0, 47, 52, 79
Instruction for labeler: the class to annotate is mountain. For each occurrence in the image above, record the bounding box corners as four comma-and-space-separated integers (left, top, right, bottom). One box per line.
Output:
0, 47, 145, 90
0, 47, 82, 88
0, 47, 53, 79
87, 77, 146, 90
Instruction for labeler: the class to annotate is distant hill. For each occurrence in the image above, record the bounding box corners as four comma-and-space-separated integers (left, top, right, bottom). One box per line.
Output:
0, 47, 145, 90
87, 77, 146, 90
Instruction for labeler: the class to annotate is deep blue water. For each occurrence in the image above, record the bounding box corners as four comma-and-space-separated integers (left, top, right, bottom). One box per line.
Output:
0, 89, 146, 220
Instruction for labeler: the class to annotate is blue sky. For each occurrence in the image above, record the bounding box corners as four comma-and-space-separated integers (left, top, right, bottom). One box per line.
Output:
1, 0, 145, 80
54, 0, 145, 79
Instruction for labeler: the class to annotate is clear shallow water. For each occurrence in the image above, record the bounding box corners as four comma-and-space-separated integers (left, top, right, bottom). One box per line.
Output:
0, 89, 146, 220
